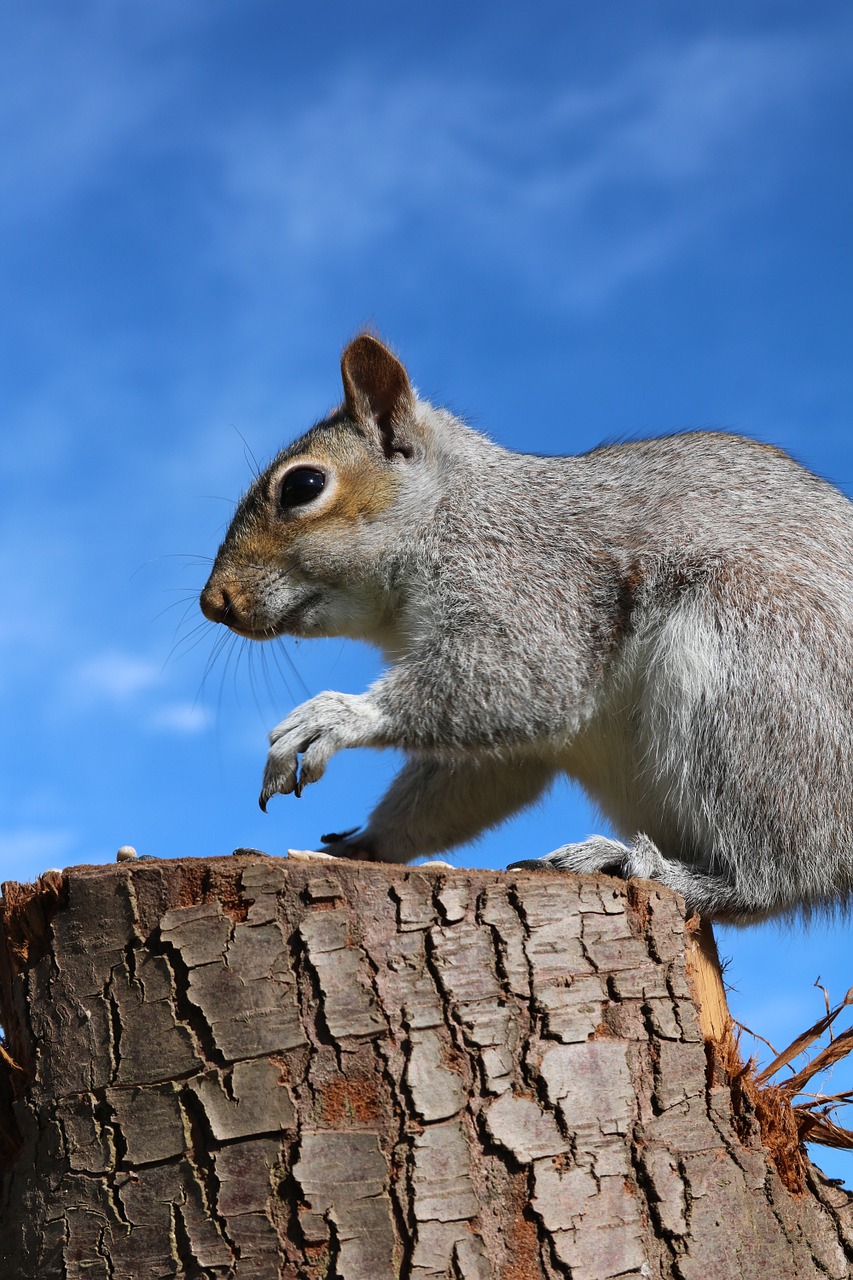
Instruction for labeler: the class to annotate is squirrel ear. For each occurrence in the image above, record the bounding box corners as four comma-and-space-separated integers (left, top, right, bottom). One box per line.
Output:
340, 334, 415, 458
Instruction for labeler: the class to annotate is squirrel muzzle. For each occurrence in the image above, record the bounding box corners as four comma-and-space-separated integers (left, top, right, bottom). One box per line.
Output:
199, 581, 232, 626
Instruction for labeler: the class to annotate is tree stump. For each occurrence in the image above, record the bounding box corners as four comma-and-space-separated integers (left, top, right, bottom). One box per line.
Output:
1, 853, 852, 1279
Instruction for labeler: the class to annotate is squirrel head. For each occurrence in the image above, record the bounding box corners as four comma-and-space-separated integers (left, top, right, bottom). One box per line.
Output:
200, 334, 427, 644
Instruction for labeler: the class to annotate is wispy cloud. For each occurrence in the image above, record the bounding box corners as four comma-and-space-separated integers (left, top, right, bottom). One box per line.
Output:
0, 12, 846, 442
147, 701, 211, 735
64, 652, 212, 735
2, 14, 848, 317
0, 3, 206, 229
71, 651, 162, 703
209, 29, 844, 308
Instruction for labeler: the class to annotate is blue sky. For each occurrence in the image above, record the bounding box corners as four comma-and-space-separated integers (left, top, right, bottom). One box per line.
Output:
2, 1, 853, 1176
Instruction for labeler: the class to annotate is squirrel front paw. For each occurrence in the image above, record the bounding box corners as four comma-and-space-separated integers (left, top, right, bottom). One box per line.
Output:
259, 691, 384, 810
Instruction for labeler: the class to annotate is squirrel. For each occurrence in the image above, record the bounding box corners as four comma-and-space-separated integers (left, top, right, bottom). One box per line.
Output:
200, 334, 853, 922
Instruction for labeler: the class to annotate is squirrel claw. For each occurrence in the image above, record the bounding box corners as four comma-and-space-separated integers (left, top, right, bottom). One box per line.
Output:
259, 755, 299, 808
321, 827, 360, 844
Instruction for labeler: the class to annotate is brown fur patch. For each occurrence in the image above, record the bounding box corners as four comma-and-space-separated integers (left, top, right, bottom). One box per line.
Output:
201, 421, 399, 633
317, 441, 398, 524
263, 430, 398, 540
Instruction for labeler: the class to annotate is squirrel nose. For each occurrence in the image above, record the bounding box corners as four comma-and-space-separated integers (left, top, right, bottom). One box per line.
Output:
200, 582, 233, 625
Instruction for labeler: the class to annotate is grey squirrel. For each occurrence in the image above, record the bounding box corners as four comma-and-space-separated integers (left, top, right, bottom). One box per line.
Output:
200, 334, 853, 922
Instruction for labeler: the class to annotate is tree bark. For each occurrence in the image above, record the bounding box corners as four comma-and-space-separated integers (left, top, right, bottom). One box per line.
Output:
1, 853, 852, 1279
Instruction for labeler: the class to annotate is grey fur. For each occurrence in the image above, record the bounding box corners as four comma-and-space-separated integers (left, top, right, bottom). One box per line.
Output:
201, 337, 853, 922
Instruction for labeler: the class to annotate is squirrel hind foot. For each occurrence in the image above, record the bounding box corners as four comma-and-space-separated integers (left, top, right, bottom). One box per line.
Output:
509, 836, 632, 880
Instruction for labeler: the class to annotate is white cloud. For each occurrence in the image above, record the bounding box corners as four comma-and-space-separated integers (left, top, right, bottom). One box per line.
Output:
147, 701, 211, 735
62, 653, 212, 734
71, 651, 162, 703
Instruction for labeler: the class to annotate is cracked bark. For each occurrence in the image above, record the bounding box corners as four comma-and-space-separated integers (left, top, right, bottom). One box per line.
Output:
1, 855, 852, 1279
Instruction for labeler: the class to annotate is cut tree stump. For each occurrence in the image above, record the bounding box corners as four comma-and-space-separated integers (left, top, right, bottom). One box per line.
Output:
1, 853, 852, 1279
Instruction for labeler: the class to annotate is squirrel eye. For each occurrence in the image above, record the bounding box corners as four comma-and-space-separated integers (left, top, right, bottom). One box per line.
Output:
279, 467, 326, 509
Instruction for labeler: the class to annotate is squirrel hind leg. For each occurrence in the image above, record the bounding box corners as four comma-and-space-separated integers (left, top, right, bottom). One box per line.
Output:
508, 834, 764, 922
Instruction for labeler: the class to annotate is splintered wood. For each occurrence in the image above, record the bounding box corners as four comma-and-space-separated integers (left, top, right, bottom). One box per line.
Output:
1, 856, 852, 1279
